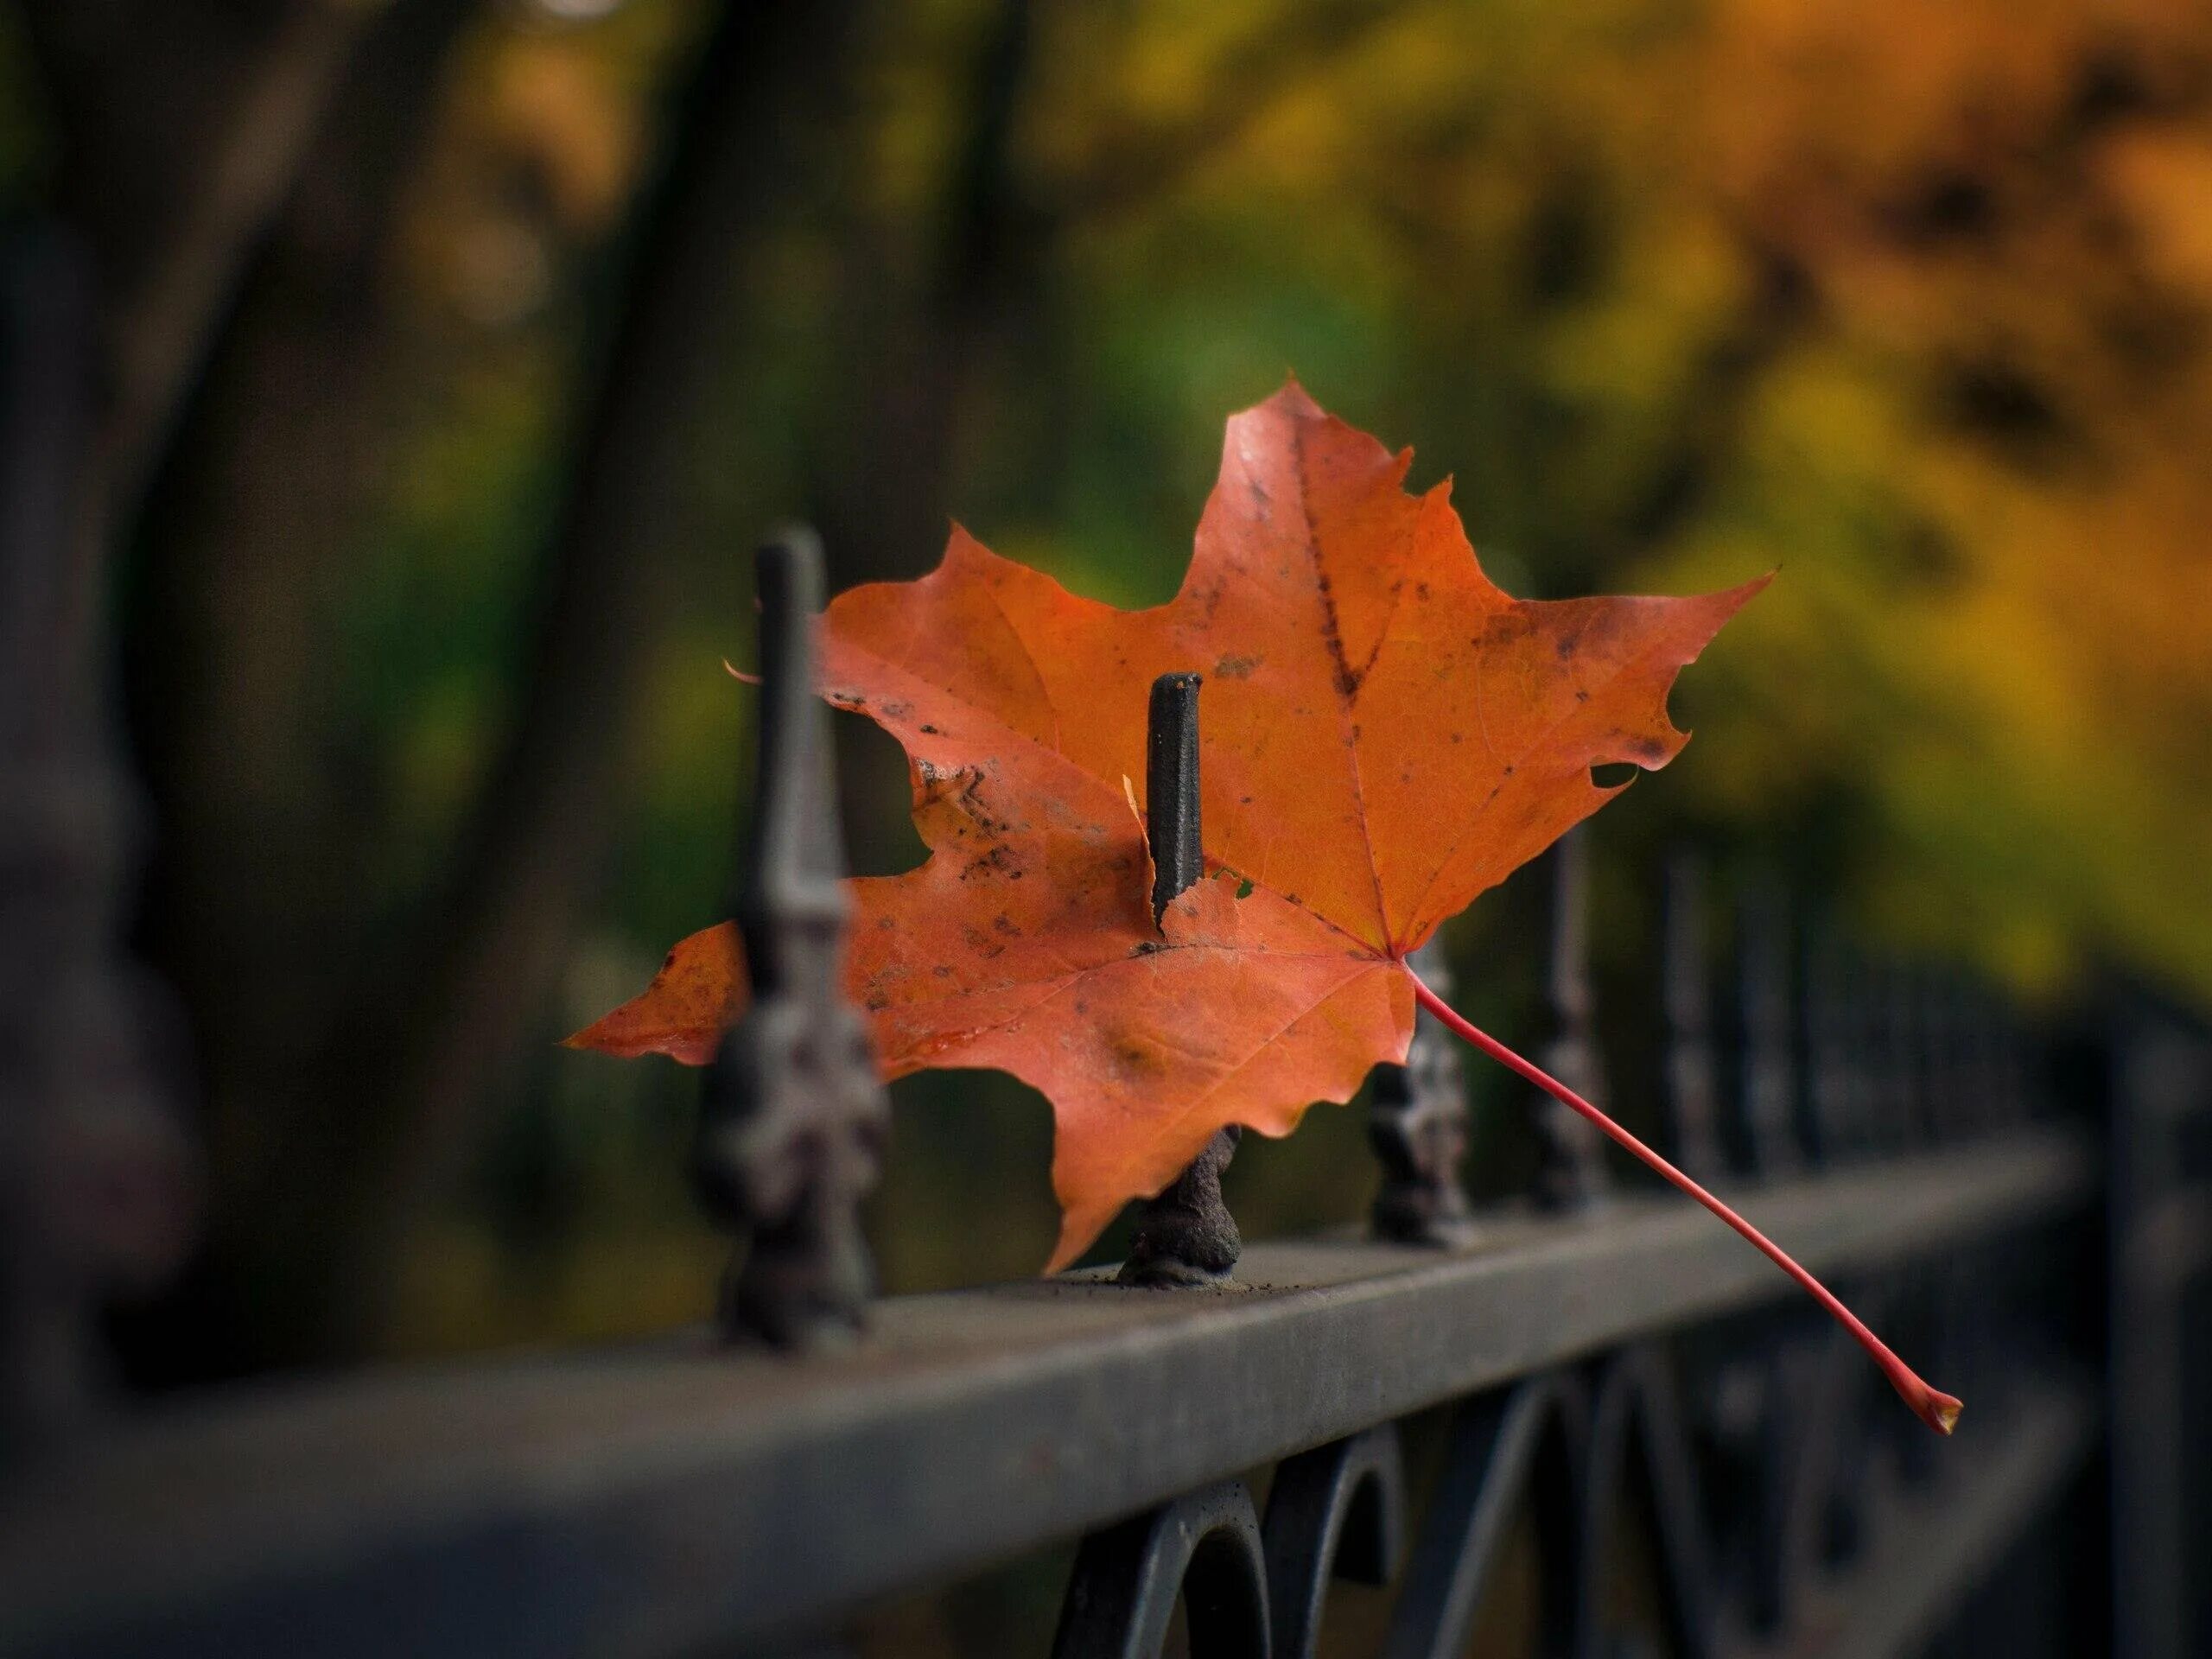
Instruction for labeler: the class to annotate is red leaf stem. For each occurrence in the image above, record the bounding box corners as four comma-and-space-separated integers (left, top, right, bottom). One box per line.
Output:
1410, 971, 1961, 1435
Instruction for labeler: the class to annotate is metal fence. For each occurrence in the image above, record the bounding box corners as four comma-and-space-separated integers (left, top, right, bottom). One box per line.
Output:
3, 509, 2206, 1659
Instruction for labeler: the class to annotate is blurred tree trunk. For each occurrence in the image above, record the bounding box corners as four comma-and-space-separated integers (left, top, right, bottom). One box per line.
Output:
810, 0, 1400, 600
113, 0, 865, 1373
117, 0, 486, 1382
814, 0, 1041, 596
811, 0, 1047, 872
22, 0, 390, 624
20, 0, 478, 1381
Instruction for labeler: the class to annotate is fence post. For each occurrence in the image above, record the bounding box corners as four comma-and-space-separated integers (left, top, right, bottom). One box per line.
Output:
1531, 828, 1607, 1208
1370, 933, 1476, 1246
694, 527, 889, 1347
1732, 880, 1802, 1178
1662, 852, 1726, 1186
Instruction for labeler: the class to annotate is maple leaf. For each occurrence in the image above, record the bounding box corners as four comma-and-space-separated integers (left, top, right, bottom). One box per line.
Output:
577, 378, 1762, 1257
573, 383, 1964, 1435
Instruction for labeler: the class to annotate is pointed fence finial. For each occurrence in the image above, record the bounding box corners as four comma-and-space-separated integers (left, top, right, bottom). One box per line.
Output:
1117, 673, 1243, 1287
696, 527, 889, 1347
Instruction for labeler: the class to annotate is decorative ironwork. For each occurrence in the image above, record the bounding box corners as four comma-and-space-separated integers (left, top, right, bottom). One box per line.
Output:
1052, 1479, 1269, 1659
1580, 1350, 1717, 1659
1120, 672, 1244, 1287
1885, 963, 1936, 1143
1802, 926, 1858, 1166
1046, 1235, 2087, 1659
1532, 829, 1608, 1208
1662, 854, 1726, 1187
1117, 1125, 1242, 1287
1731, 881, 1802, 1178
0, 1115, 2106, 1656
1262, 1423, 1406, 1659
1383, 1375, 1584, 1658
695, 528, 889, 1348
1370, 934, 1477, 1247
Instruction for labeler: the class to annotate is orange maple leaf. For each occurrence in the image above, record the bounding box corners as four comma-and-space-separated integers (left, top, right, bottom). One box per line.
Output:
575, 380, 1762, 1264
572, 383, 1967, 1435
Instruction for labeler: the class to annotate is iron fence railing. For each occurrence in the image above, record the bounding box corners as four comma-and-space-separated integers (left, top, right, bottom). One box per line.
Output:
1, 522, 2203, 1659
0, 1132, 2093, 1657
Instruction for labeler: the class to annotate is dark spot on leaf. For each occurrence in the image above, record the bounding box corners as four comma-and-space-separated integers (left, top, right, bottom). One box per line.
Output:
919, 723, 941, 734
962, 844, 1015, 880
1111, 1037, 1162, 1079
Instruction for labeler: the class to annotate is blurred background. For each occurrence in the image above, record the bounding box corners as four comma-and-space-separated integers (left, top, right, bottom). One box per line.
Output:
3, 0, 2207, 1383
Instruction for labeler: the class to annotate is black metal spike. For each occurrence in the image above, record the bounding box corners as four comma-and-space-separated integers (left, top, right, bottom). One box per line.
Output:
1117, 672, 1242, 1287
696, 527, 890, 1347
1145, 672, 1202, 926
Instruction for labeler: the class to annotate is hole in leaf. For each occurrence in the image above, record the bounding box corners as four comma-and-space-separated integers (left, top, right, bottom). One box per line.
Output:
1235, 878, 1255, 899
1590, 762, 1637, 789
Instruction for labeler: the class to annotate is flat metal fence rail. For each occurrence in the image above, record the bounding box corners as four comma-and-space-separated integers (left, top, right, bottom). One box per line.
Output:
0, 495, 2198, 1659
0, 1131, 2097, 1658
